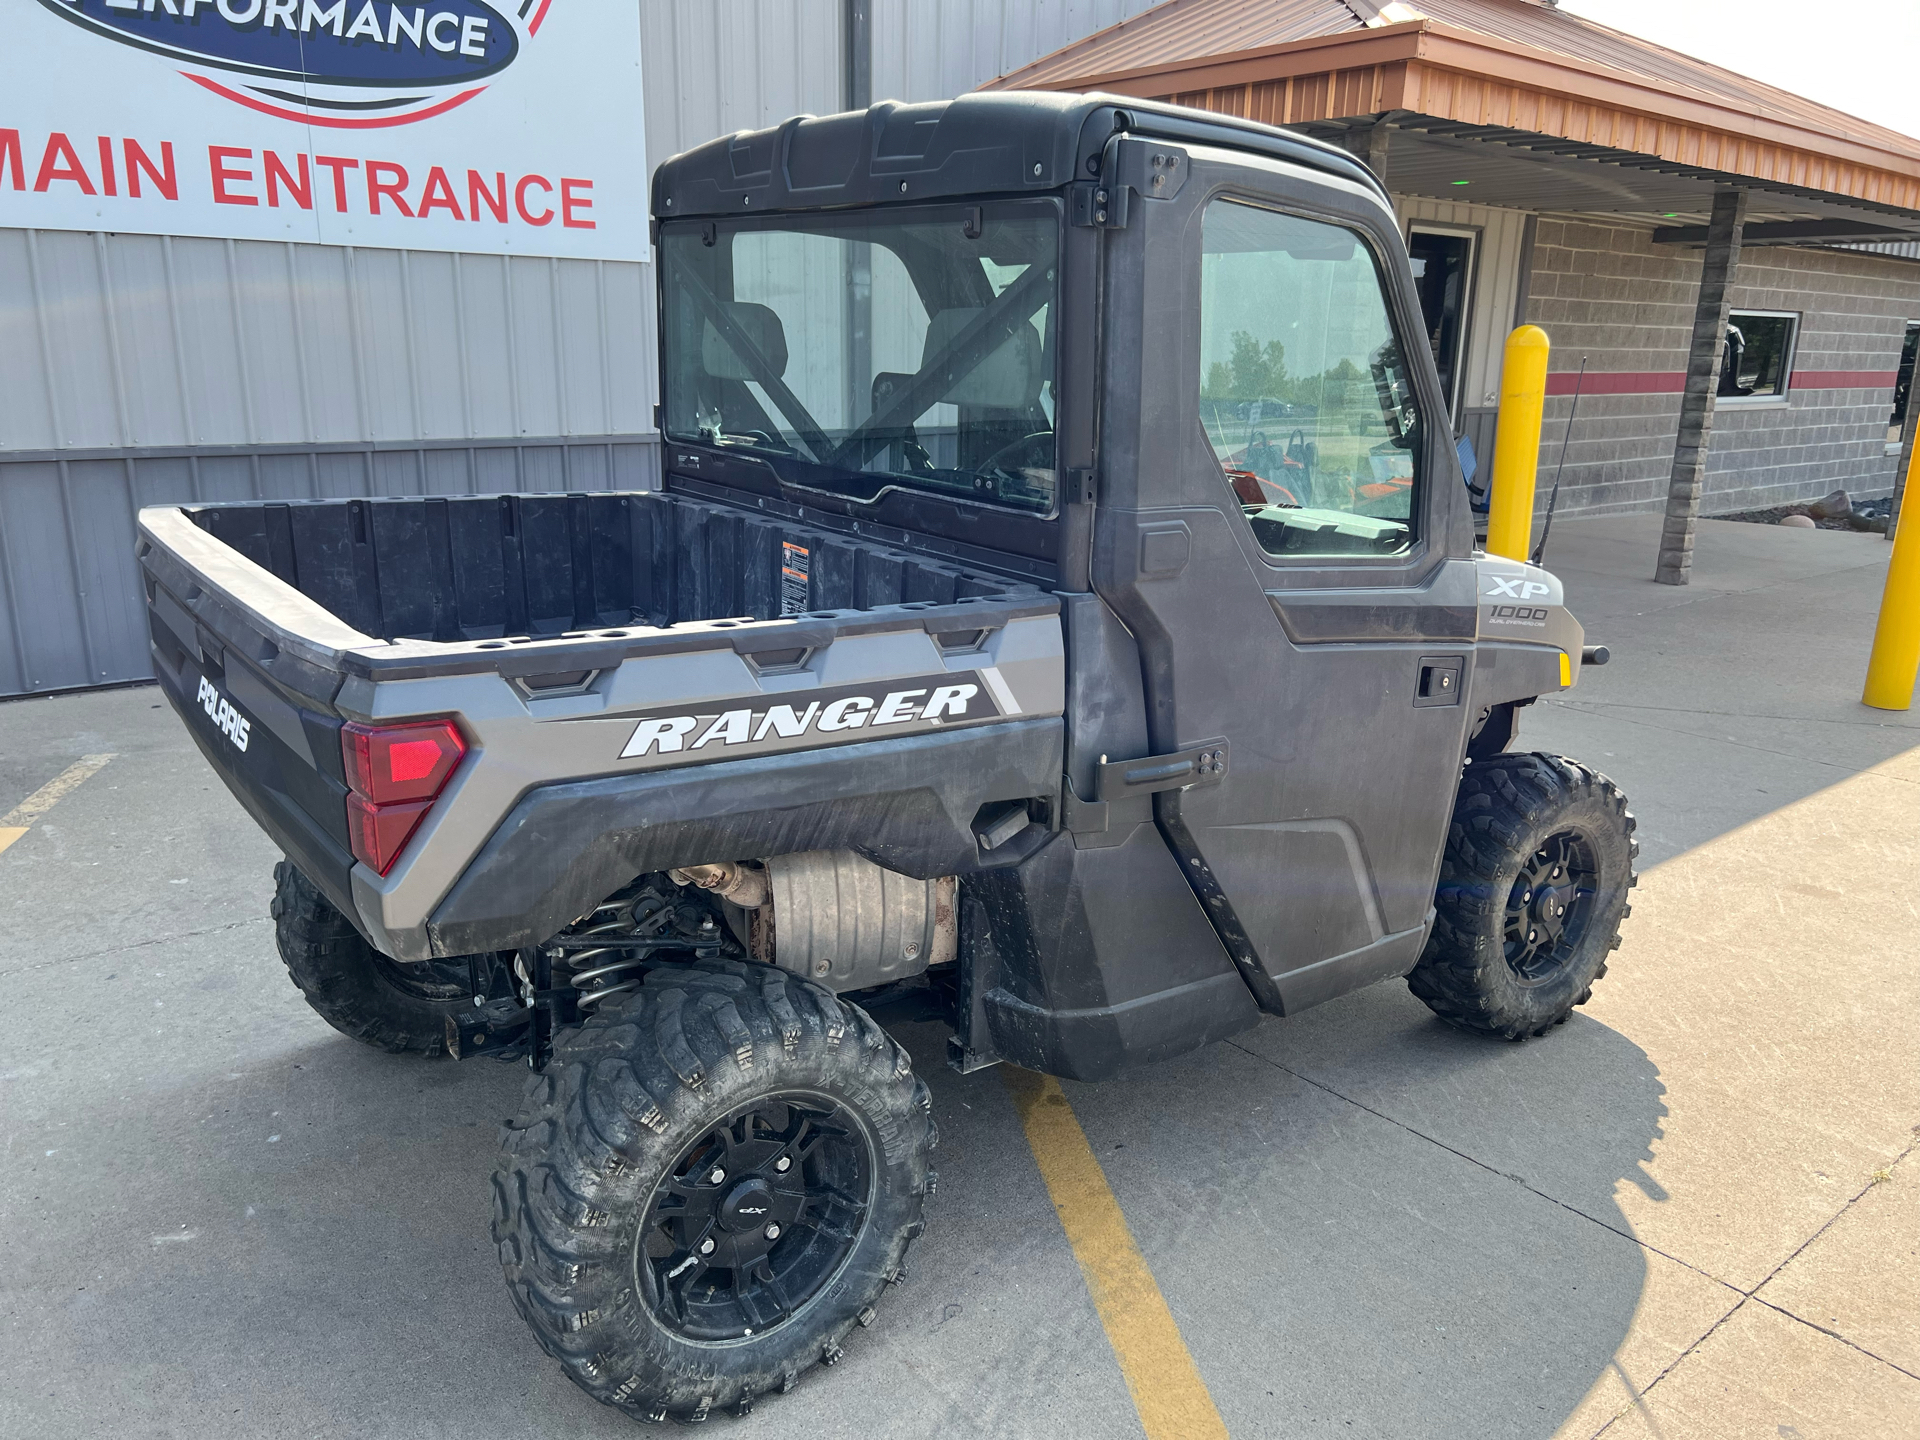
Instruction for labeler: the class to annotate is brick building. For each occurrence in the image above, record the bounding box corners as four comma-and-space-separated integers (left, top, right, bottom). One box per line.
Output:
993, 0, 1920, 580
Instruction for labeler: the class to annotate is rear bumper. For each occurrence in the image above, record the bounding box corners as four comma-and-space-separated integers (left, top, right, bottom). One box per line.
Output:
425, 718, 1066, 957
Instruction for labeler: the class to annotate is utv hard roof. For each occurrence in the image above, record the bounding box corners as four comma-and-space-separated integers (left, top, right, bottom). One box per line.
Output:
649, 90, 1388, 220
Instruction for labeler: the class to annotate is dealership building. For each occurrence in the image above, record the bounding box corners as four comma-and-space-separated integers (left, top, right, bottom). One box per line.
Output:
2, 0, 1918, 698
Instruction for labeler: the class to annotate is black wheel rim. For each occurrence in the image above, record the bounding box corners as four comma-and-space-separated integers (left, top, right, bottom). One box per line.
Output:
637, 1093, 874, 1343
1503, 828, 1599, 985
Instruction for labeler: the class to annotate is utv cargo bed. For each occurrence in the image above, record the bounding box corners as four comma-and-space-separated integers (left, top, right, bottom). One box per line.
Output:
139, 489, 1066, 961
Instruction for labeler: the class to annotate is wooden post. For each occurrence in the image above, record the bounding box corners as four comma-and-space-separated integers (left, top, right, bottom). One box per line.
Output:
1655, 187, 1748, 586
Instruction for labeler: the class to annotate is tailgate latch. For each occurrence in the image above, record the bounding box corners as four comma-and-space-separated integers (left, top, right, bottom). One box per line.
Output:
1094, 739, 1229, 803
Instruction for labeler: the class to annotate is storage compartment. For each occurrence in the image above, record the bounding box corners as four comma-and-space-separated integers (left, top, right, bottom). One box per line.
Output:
186, 490, 1038, 643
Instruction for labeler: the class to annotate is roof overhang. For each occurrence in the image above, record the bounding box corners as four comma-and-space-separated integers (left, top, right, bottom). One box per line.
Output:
989, 18, 1920, 221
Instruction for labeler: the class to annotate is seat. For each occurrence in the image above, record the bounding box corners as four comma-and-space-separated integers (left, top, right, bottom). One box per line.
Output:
919, 308, 1042, 408
701, 301, 789, 380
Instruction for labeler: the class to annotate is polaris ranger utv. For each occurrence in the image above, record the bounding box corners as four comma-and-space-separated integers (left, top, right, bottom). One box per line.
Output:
137, 92, 1634, 1423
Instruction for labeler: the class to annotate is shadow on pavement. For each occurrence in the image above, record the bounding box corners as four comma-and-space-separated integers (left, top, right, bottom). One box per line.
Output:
5, 979, 1667, 1440
1060, 978, 1672, 1439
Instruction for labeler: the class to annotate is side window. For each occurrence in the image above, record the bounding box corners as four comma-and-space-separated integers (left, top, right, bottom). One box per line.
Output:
1198, 199, 1422, 558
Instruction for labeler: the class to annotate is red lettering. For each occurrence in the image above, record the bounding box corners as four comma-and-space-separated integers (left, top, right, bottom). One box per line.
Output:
209, 146, 257, 206
514, 173, 553, 226
560, 177, 594, 230
97, 137, 117, 197
315, 155, 359, 212
34, 133, 95, 195
264, 151, 311, 210
0, 130, 22, 190
467, 169, 506, 223
124, 139, 177, 200
367, 160, 413, 217
417, 165, 463, 220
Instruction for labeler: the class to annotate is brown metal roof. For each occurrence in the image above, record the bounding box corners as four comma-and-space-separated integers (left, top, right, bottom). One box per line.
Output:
988, 0, 1920, 211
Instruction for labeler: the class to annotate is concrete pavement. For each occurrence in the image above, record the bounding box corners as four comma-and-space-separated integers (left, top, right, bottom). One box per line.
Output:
1, 514, 1914, 1438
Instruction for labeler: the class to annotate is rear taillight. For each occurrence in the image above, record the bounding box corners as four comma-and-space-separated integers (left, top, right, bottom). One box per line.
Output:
341, 718, 466, 875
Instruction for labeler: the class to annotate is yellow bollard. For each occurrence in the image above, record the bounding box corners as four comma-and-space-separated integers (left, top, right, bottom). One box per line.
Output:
1862, 442, 1920, 710
1486, 325, 1551, 561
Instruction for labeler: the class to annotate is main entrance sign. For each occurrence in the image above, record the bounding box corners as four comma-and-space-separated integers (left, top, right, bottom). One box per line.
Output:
40, 1, 521, 111
5, 0, 643, 259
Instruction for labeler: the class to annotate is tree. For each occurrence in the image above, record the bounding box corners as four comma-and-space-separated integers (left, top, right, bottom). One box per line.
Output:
1203, 329, 1289, 400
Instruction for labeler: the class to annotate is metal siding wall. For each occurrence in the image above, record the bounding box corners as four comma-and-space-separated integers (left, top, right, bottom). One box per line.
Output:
5, 0, 1193, 698
641, 0, 844, 177
0, 440, 660, 694
0, 229, 654, 451
0, 221, 661, 696
871, 0, 1165, 102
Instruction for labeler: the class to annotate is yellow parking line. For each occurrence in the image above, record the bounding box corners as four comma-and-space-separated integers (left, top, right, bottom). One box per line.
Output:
0, 754, 115, 856
1004, 1067, 1229, 1440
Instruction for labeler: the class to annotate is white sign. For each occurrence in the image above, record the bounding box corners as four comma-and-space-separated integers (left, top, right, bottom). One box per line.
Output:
2, 0, 647, 261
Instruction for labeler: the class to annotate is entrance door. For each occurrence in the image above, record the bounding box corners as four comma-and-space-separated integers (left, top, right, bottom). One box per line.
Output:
1095, 157, 1478, 1014
1407, 227, 1476, 422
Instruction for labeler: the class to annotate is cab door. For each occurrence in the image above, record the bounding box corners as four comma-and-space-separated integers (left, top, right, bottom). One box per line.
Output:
1091, 141, 1478, 1014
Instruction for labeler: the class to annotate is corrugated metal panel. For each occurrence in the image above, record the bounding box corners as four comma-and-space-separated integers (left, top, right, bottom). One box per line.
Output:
0, 439, 661, 696
1395, 194, 1530, 410
1838, 239, 1920, 263
874, 0, 1169, 102
642, 0, 844, 177
0, 229, 655, 453
989, 0, 1361, 90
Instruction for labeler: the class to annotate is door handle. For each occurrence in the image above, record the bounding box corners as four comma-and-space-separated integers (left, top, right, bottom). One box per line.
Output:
1414, 656, 1465, 707
1094, 739, 1229, 802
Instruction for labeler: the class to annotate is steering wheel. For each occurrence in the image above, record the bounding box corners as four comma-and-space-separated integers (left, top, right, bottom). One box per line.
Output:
976, 431, 1054, 475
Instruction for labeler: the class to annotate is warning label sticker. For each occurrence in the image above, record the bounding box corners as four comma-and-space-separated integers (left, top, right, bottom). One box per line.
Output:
780, 540, 811, 616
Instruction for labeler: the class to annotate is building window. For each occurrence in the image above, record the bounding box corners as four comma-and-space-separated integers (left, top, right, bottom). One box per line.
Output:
1718, 311, 1797, 400
1889, 322, 1920, 444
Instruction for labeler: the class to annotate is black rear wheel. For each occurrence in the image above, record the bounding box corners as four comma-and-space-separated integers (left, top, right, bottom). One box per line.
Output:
639, 1091, 875, 1343
270, 860, 476, 1057
493, 960, 935, 1422
1408, 753, 1637, 1039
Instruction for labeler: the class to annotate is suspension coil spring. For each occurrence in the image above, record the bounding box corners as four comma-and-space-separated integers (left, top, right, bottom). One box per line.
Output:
551, 878, 743, 1010
563, 900, 653, 1009
570, 950, 649, 1009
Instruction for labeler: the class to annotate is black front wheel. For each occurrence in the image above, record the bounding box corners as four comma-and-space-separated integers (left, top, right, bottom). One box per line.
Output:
1408, 753, 1637, 1038
492, 961, 935, 1423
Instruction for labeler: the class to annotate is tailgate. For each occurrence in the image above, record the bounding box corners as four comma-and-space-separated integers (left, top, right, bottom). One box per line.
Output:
140, 508, 365, 927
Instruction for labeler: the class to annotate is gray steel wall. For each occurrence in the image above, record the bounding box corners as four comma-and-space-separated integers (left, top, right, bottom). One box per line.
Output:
0, 229, 656, 450
0, 438, 657, 697
0, 0, 1172, 699
1523, 218, 1920, 518
871, 0, 1164, 102
0, 225, 658, 697
633, 0, 1164, 177
641, 0, 844, 178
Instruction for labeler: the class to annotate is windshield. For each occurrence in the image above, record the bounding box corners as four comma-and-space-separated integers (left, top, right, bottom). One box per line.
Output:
660, 202, 1060, 513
